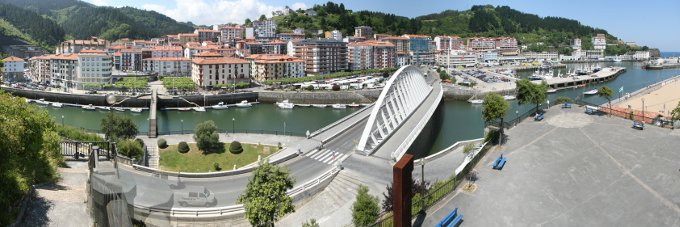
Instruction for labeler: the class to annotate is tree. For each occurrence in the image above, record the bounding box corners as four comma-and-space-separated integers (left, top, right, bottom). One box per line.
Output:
439, 71, 450, 81
193, 120, 220, 153
302, 219, 320, 227
229, 141, 244, 154
117, 139, 143, 160
482, 93, 510, 124
352, 185, 380, 226
381, 180, 430, 213
516, 79, 547, 113
101, 112, 138, 141
598, 86, 614, 115
245, 18, 252, 26
238, 160, 295, 226
259, 14, 267, 21
671, 101, 680, 121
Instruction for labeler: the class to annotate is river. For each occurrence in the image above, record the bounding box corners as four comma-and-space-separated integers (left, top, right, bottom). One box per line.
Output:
39, 61, 680, 158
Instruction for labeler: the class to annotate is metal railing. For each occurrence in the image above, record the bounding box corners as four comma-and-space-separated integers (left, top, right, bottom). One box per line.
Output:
309, 103, 374, 138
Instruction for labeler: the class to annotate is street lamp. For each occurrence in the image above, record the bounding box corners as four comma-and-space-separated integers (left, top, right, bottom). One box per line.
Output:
641, 98, 645, 123
419, 158, 426, 212
181, 119, 184, 134
232, 118, 235, 133
515, 110, 519, 125
61, 115, 64, 126
283, 121, 287, 136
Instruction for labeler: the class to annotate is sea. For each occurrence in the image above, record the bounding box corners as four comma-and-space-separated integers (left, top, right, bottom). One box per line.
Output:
661, 52, 680, 58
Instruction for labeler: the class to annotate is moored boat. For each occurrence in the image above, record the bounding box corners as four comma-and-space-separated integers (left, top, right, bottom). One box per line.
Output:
97, 106, 111, 111
113, 107, 125, 112
35, 98, 49, 105
348, 103, 361, 108
332, 104, 347, 109
130, 108, 143, 113
502, 95, 516, 100
583, 89, 598, 95
82, 104, 96, 110
547, 89, 557, 94
235, 100, 252, 108
212, 102, 229, 110
51, 102, 63, 108
277, 100, 294, 109
312, 104, 327, 108
193, 107, 206, 112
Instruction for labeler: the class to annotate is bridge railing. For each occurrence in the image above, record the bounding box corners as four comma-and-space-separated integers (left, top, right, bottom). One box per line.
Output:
388, 84, 442, 160
309, 103, 374, 139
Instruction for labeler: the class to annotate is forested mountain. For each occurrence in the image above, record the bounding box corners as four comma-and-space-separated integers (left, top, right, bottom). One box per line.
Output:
0, 0, 193, 47
0, 4, 65, 48
274, 3, 637, 55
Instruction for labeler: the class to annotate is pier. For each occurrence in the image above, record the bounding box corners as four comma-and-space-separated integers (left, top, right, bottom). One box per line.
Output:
148, 89, 157, 138
535, 67, 626, 89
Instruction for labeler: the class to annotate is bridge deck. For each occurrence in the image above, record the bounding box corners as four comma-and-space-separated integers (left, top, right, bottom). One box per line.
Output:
372, 81, 443, 160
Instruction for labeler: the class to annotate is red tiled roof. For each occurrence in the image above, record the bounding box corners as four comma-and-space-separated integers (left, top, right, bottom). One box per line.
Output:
80, 49, 107, 54
2, 56, 24, 62
247, 54, 302, 63
143, 57, 190, 61
381, 36, 409, 40
192, 57, 248, 65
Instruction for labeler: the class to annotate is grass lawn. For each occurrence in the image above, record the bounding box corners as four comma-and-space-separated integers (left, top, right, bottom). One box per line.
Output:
159, 142, 278, 172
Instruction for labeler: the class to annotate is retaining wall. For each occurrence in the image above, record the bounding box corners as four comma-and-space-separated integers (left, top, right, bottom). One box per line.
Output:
258, 90, 381, 104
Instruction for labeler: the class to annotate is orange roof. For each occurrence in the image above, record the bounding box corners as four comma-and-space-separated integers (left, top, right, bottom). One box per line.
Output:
437, 35, 461, 39
178, 33, 198, 37
348, 40, 394, 47
381, 36, 409, 40
195, 29, 219, 33
114, 52, 121, 56
247, 54, 302, 63
193, 51, 223, 57
403, 34, 431, 39
80, 49, 107, 54
143, 46, 183, 51
192, 57, 248, 65
2, 56, 24, 62
269, 40, 287, 44
143, 57, 190, 61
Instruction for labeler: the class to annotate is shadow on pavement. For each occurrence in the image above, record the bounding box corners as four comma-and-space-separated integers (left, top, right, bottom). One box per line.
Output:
413, 211, 427, 227
22, 195, 52, 226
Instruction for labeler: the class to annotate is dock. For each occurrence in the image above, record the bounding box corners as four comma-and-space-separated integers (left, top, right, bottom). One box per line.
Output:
148, 89, 157, 138
533, 67, 626, 89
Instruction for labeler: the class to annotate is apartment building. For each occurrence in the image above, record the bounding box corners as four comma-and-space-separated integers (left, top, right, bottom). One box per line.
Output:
142, 46, 184, 59
278, 33, 305, 41
244, 40, 287, 55
245, 54, 304, 81
403, 34, 435, 65
592, 34, 607, 50
2, 56, 25, 80
435, 50, 478, 68
293, 39, 348, 74
75, 50, 113, 88
213, 24, 244, 43
56, 38, 109, 54
195, 29, 220, 43
381, 36, 410, 66
354, 26, 373, 40
120, 49, 143, 71
434, 36, 463, 51
143, 57, 191, 77
347, 41, 396, 70
253, 19, 277, 38
191, 57, 250, 88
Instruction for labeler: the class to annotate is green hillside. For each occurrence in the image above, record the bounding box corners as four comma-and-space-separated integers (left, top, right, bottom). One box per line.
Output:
0, 3, 65, 50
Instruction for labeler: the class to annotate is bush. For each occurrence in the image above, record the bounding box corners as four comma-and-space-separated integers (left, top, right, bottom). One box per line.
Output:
229, 141, 244, 154
118, 139, 143, 160
213, 162, 221, 171
193, 121, 220, 152
135, 138, 145, 148
157, 138, 168, 149
101, 113, 138, 141
352, 185, 380, 226
463, 143, 476, 154
484, 129, 500, 144
56, 125, 104, 141
554, 96, 573, 104
332, 84, 340, 91
178, 142, 190, 153
305, 85, 314, 91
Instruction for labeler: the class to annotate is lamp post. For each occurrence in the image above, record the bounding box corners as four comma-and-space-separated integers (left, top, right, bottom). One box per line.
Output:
283, 121, 287, 136
61, 115, 64, 126
641, 98, 645, 123
180, 119, 184, 134
515, 110, 519, 126
420, 158, 426, 212
232, 118, 235, 133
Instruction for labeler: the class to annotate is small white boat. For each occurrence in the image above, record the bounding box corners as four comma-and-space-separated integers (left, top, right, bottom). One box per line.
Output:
332, 104, 347, 109
82, 104, 96, 110
583, 89, 598, 95
25, 99, 32, 103
97, 106, 111, 111
312, 104, 327, 108
468, 99, 484, 104
547, 89, 557, 93
177, 107, 191, 111
502, 95, 516, 101
113, 107, 125, 112
235, 100, 252, 108
130, 108, 143, 113
35, 98, 49, 105
277, 100, 294, 109
51, 102, 63, 108
193, 107, 206, 112
296, 104, 311, 107
613, 58, 622, 62
212, 102, 229, 110
348, 103, 361, 108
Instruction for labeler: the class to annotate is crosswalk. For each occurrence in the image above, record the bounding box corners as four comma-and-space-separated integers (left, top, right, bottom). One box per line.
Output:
304, 149, 348, 165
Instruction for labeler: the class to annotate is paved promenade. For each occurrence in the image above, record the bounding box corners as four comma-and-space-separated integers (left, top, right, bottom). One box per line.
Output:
424, 105, 680, 226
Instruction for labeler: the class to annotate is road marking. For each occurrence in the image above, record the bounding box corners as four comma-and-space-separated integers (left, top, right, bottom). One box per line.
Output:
306, 149, 321, 157
319, 151, 338, 164
309, 149, 328, 159
315, 151, 334, 162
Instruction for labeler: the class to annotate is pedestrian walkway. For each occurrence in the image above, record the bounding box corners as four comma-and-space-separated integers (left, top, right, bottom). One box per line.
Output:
304, 149, 347, 165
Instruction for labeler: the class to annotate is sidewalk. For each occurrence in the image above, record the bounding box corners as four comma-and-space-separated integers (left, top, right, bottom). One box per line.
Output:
22, 161, 92, 227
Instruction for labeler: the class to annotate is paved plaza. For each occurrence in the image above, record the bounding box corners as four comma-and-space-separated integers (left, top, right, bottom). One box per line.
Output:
424, 105, 680, 226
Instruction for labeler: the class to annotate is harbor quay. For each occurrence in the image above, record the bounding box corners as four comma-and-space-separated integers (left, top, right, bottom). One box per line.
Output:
606, 74, 680, 126
423, 105, 680, 226
535, 67, 626, 89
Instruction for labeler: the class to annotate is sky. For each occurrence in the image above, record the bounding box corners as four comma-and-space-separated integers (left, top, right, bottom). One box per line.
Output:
83, 0, 680, 52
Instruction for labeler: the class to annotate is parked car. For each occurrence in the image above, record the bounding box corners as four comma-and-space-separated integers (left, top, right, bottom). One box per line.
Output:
177, 186, 216, 207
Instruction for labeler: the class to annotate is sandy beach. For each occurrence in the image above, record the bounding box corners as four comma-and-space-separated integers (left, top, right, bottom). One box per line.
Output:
615, 76, 680, 117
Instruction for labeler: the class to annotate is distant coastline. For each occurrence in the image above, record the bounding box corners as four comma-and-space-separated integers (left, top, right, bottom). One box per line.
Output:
660, 52, 680, 58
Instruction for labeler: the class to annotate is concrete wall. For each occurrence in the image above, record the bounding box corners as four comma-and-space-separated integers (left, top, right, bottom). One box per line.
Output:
257, 90, 381, 104
158, 92, 258, 108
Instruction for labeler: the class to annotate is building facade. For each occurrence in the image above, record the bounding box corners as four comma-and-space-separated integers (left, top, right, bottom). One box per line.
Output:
119, 49, 143, 71
2, 56, 25, 80
195, 29, 220, 43
246, 54, 304, 81
253, 19, 277, 38
434, 36, 463, 51
191, 57, 250, 88
354, 26, 373, 40
213, 25, 244, 44
435, 50, 478, 68
75, 51, 113, 89
592, 34, 607, 50
293, 39, 348, 74
56, 38, 109, 54
143, 57, 191, 77
347, 41, 396, 70
403, 34, 435, 65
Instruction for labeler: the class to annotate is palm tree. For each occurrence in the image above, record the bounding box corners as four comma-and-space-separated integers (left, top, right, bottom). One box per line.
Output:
598, 86, 614, 116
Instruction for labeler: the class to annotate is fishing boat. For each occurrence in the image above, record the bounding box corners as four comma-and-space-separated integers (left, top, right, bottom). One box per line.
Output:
312, 104, 327, 108
97, 106, 111, 111
503, 95, 516, 100
332, 104, 347, 109
130, 108, 143, 113
348, 103, 361, 108
35, 98, 50, 105
212, 102, 229, 110
276, 100, 294, 109
235, 100, 252, 108
193, 107, 206, 112
583, 89, 598, 95
296, 104, 311, 107
113, 107, 125, 112
82, 104, 96, 110
51, 102, 63, 108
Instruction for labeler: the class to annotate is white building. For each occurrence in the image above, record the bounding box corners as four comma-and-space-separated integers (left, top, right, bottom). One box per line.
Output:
354, 26, 373, 40
522, 51, 559, 61
213, 24, 244, 44
328, 30, 343, 41
436, 50, 477, 68
2, 56, 25, 80
245, 54, 304, 82
75, 50, 113, 88
572, 38, 582, 51
253, 19, 277, 38
143, 57, 191, 77
633, 51, 651, 61
592, 34, 607, 50
191, 57, 250, 88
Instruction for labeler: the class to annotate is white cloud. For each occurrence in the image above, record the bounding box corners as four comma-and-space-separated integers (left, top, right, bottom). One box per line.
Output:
142, 0, 307, 25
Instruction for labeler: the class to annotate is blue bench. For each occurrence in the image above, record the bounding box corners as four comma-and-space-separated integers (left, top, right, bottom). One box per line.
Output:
561, 103, 572, 108
436, 208, 463, 227
534, 113, 544, 121
492, 155, 507, 170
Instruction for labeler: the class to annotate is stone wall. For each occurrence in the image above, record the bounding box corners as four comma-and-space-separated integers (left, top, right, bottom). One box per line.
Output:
257, 90, 381, 104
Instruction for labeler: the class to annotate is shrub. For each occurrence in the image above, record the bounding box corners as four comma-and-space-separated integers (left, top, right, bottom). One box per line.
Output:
193, 120, 220, 152
229, 141, 244, 154
463, 143, 476, 154
484, 129, 500, 144
554, 96, 573, 104
332, 84, 341, 91
118, 139, 143, 160
135, 138, 145, 148
178, 142, 190, 153
56, 125, 104, 141
157, 138, 168, 149
305, 85, 314, 91
213, 162, 221, 171
352, 185, 380, 226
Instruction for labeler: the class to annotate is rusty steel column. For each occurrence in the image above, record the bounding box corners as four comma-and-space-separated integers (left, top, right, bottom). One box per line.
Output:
393, 154, 413, 227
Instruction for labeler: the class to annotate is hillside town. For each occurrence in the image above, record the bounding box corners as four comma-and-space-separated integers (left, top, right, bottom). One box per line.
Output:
2, 13, 659, 93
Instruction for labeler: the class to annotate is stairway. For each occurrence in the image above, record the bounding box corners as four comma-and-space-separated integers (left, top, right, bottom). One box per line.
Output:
147, 145, 159, 169
323, 172, 368, 206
